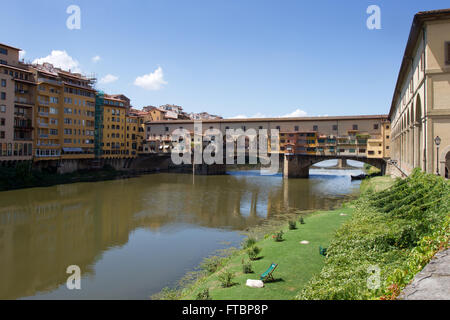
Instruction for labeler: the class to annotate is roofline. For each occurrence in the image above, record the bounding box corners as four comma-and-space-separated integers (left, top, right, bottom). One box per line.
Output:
145, 114, 389, 125
0, 43, 22, 51
388, 9, 450, 119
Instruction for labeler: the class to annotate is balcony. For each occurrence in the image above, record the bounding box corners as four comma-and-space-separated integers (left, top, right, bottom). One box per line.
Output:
14, 97, 34, 106
38, 78, 62, 86
36, 142, 60, 147
14, 120, 33, 130
38, 122, 49, 127
39, 111, 49, 117
38, 100, 49, 106
39, 134, 49, 138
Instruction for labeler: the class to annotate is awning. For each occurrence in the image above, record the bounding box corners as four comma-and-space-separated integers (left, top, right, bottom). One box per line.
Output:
63, 147, 83, 152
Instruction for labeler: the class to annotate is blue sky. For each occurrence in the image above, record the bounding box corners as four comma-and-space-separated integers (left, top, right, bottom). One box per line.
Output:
2, 0, 449, 118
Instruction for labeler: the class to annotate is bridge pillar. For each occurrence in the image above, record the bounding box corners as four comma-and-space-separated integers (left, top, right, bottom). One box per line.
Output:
193, 163, 227, 175
337, 158, 348, 168
283, 154, 309, 178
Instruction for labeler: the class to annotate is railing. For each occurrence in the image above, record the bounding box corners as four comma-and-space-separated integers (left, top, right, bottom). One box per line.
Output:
39, 134, 49, 138
14, 98, 34, 105
36, 143, 60, 147
38, 78, 62, 86
35, 153, 60, 158
39, 112, 49, 117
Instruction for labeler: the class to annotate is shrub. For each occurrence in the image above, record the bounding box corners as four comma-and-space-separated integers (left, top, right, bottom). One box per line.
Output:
195, 288, 211, 300
242, 261, 253, 274
297, 169, 449, 300
218, 271, 235, 288
200, 256, 224, 274
152, 287, 180, 300
288, 220, 297, 230
299, 217, 305, 224
242, 237, 256, 249
273, 231, 284, 242
247, 246, 261, 261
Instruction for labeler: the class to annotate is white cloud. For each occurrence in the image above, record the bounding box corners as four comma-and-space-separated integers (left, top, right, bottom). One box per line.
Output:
19, 50, 26, 60
99, 74, 118, 84
92, 55, 101, 63
134, 67, 167, 90
229, 114, 249, 119
33, 50, 81, 73
281, 108, 308, 118
228, 108, 308, 119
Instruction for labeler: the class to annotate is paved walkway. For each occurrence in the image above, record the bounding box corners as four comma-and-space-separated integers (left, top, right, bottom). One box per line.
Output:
398, 248, 450, 300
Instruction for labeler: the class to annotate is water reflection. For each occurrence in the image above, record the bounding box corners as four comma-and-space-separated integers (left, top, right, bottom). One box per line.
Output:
0, 168, 361, 299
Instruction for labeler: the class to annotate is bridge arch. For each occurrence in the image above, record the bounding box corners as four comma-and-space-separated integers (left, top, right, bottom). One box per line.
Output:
283, 154, 386, 178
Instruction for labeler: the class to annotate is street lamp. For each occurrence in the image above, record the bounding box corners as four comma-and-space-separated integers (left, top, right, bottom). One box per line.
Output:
434, 136, 441, 175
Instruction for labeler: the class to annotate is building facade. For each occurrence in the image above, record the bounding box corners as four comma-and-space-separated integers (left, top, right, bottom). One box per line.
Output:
389, 9, 450, 178
0, 43, 35, 163
144, 115, 390, 160
31, 63, 96, 162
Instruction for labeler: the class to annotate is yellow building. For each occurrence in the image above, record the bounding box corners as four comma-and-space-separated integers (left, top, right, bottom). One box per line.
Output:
389, 9, 450, 177
31, 63, 96, 161
99, 94, 128, 158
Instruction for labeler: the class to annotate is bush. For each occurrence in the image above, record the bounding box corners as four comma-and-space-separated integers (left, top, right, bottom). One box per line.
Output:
297, 169, 449, 300
218, 271, 235, 288
288, 220, 297, 230
200, 256, 225, 274
195, 288, 211, 300
247, 246, 261, 261
152, 287, 180, 300
242, 261, 253, 274
299, 217, 305, 224
242, 237, 256, 249
273, 231, 284, 242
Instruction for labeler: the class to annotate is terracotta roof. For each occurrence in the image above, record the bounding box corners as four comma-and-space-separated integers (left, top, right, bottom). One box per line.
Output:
389, 8, 450, 119
145, 114, 388, 125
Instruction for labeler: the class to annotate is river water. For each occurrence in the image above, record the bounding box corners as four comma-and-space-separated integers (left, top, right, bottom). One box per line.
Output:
0, 160, 363, 299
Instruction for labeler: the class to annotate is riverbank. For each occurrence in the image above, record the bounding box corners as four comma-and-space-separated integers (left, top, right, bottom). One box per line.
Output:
153, 207, 354, 300
0, 162, 141, 191
153, 169, 449, 300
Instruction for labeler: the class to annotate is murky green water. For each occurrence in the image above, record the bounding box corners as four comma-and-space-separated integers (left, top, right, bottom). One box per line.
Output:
0, 164, 363, 299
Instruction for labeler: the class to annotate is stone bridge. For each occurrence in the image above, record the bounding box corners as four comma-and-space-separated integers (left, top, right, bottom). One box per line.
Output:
130, 152, 386, 178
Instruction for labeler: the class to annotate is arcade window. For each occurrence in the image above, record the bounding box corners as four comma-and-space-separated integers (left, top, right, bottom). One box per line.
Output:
446, 42, 450, 65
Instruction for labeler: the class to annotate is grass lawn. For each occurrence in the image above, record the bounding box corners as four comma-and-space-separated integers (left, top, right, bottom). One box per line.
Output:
182, 207, 353, 300
360, 175, 395, 193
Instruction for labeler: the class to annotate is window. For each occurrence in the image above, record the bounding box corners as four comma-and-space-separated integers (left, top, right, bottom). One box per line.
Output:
313, 125, 318, 131
0, 105, 5, 112
352, 124, 358, 130
420, 52, 425, 71
446, 42, 450, 65
0, 48, 7, 55
373, 124, 379, 130
294, 126, 299, 131
1, 79, 5, 87
0, 131, 5, 139
0, 118, 4, 125
332, 125, 338, 131
1, 92, 5, 100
